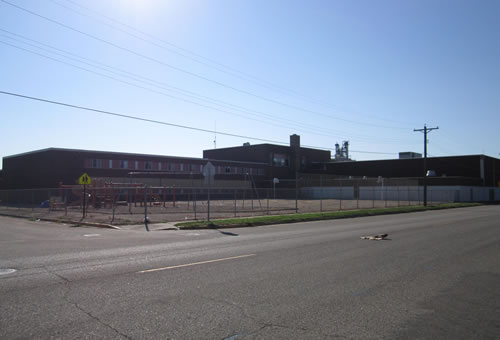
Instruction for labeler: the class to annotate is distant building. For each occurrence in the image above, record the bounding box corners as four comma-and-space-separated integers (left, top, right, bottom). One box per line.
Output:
203, 134, 331, 180
333, 141, 351, 161
320, 155, 499, 187
399, 151, 422, 159
1, 134, 499, 190
0, 148, 269, 190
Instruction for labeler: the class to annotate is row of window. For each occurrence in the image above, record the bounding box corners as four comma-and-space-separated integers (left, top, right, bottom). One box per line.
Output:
89, 159, 265, 175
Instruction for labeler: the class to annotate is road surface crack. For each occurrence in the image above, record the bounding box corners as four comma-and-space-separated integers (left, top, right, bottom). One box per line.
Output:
69, 300, 132, 340
247, 322, 347, 338
44, 266, 131, 339
198, 295, 258, 322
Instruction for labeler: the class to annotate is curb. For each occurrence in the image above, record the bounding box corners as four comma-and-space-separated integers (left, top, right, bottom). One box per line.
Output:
173, 203, 483, 230
0, 213, 120, 229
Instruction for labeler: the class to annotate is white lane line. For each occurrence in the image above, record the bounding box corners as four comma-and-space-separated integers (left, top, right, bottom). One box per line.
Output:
138, 254, 256, 274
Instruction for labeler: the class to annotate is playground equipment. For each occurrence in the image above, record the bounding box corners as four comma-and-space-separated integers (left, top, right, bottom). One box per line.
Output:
57, 180, 178, 210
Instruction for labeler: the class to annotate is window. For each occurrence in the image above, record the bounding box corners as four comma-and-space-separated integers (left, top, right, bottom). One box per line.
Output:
180, 164, 184, 172
225, 166, 231, 174
120, 160, 128, 169
145, 161, 153, 170
158, 162, 162, 171
109, 160, 113, 168
167, 163, 173, 171
135, 161, 139, 170
92, 159, 102, 168
272, 153, 288, 167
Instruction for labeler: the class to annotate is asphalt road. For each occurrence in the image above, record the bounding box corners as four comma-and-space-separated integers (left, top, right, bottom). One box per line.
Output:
1, 206, 499, 339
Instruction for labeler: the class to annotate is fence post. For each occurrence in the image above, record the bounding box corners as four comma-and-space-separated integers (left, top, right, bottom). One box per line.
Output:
267, 187, 270, 215
372, 186, 375, 208
207, 180, 211, 223
144, 184, 149, 231
128, 188, 132, 214
193, 188, 197, 220
339, 179, 343, 211
64, 189, 68, 216
234, 189, 237, 217
356, 183, 359, 209
320, 175, 323, 213
295, 173, 298, 214
384, 185, 388, 208
242, 186, 246, 209
111, 189, 116, 224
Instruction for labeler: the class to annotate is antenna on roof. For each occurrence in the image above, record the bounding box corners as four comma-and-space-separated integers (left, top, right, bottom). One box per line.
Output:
214, 121, 217, 149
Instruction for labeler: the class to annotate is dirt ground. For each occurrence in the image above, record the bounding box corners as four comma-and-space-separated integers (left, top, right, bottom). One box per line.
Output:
0, 197, 422, 225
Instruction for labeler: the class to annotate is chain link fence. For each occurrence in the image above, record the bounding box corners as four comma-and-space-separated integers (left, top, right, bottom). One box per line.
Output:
0, 177, 497, 225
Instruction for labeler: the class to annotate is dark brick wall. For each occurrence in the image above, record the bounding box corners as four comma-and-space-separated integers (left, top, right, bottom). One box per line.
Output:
203, 143, 331, 180
322, 155, 500, 186
1, 149, 271, 189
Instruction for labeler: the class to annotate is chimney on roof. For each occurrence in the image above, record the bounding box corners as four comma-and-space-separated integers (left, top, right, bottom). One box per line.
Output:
290, 134, 300, 148
290, 134, 300, 178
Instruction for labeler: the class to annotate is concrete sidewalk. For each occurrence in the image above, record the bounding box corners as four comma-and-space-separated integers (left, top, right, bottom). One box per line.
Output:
118, 222, 180, 231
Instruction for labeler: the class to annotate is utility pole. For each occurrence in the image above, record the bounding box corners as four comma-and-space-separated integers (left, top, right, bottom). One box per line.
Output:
414, 124, 439, 206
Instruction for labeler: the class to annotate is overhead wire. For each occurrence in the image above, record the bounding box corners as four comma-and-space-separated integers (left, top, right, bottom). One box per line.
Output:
0, 90, 398, 155
0, 39, 312, 135
55, 0, 418, 127
0, 38, 404, 145
0, 30, 414, 144
54, 0, 416, 126
1, 0, 412, 130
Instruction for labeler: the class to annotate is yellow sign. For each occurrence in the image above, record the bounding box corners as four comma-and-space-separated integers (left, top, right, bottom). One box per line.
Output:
78, 173, 92, 185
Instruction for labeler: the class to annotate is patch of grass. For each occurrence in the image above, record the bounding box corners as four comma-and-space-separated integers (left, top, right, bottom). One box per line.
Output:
175, 203, 481, 229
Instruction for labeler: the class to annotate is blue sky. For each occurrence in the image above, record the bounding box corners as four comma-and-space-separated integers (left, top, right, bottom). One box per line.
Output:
1, 0, 499, 169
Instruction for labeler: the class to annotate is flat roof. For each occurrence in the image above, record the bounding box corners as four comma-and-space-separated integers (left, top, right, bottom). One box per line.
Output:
3, 147, 267, 166
327, 154, 497, 164
203, 143, 331, 153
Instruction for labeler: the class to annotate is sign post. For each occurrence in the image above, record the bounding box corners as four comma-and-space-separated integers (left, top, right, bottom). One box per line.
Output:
203, 162, 216, 223
273, 178, 279, 199
78, 173, 92, 219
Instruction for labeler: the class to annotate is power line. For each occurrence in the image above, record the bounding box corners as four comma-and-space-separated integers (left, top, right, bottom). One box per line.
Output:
0, 90, 285, 144
0, 31, 413, 144
0, 39, 401, 144
50, 0, 410, 125
1, 0, 411, 130
0, 90, 398, 155
53, 0, 417, 127
1, 39, 338, 139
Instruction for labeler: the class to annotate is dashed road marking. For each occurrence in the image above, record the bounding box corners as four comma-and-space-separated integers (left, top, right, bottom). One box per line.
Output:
138, 254, 256, 273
